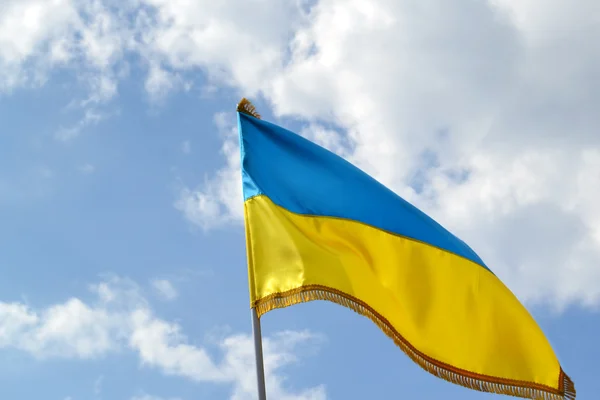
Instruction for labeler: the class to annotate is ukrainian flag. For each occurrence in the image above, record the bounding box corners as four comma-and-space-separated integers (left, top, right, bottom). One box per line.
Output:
236, 99, 575, 399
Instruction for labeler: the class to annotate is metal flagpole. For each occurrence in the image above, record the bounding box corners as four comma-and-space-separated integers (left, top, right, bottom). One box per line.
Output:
251, 307, 267, 400
239, 98, 267, 399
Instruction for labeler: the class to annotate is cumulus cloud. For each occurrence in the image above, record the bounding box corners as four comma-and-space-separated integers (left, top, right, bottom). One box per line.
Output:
151, 279, 178, 301
0, 277, 325, 399
55, 108, 107, 141
0, 0, 128, 88
144, 62, 191, 102
0, 298, 121, 358
174, 112, 244, 230
0, 0, 127, 141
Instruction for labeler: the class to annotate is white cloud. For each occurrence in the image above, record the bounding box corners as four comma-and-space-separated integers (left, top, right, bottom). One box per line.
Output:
0, 277, 326, 399
144, 62, 186, 101
133, 0, 308, 96
129, 307, 226, 382
0, 0, 78, 90
56, 108, 106, 141
0, 0, 126, 91
0, 0, 126, 141
151, 279, 178, 301
81, 74, 119, 106
299, 124, 352, 160
174, 113, 243, 230
0, 298, 121, 358
221, 331, 327, 400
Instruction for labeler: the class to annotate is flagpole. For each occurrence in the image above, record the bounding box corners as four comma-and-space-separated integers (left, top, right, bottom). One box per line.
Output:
251, 307, 267, 400
238, 97, 267, 399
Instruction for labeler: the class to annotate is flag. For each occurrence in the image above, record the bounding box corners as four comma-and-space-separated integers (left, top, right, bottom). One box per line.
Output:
236, 98, 575, 400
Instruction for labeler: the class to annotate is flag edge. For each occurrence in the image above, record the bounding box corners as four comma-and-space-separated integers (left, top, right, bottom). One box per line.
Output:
253, 284, 575, 400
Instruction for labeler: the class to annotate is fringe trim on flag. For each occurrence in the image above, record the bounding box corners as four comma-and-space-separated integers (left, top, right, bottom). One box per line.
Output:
237, 98, 261, 119
253, 284, 576, 400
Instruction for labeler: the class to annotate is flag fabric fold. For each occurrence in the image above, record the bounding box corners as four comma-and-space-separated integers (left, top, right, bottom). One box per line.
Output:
236, 98, 575, 399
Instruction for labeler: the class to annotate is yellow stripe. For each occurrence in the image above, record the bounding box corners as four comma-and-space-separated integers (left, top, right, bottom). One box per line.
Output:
244, 195, 564, 395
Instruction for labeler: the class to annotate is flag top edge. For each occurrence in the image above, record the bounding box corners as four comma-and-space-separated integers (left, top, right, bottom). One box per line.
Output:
237, 111, 488, 271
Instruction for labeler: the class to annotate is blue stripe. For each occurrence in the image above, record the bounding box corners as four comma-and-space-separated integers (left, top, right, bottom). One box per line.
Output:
238, 112, 489, 270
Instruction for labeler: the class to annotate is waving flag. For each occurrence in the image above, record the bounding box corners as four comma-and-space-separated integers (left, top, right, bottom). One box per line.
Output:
236, 98, 575, 400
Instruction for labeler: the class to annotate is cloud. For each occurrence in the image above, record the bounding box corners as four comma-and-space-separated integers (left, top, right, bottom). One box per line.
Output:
221, 331, 327, 400
0, 0, 126, 91
0, 277, 326, 399
151, 279, 178, 301
144, 62, 191, 102
0, 0, 126, 141
56, 108, 106, 141
174, 113, 243, 230
132, 0, 308, 96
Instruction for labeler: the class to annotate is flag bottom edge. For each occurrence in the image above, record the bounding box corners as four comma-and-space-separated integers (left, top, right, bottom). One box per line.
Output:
253, 284, 575, 400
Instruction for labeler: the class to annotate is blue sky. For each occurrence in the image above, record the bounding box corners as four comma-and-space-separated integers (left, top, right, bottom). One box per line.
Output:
1, 1, 599, 399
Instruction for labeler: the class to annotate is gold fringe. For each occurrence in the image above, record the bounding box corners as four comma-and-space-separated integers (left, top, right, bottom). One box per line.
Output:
237, 97, 261, 119
253, 285, 576, 400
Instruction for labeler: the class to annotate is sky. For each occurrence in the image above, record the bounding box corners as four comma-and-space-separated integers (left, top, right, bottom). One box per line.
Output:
0, 0, 599, 399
